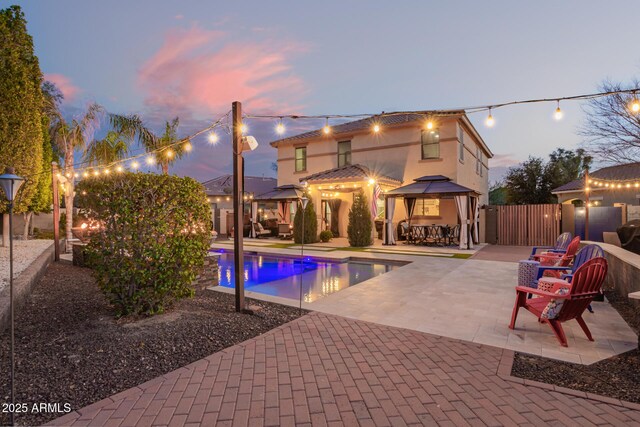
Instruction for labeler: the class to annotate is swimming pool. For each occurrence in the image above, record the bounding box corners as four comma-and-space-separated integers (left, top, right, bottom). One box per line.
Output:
215, 252, 399, 303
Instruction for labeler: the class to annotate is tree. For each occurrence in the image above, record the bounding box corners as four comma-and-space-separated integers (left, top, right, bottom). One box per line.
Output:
580, 80, 640, 163
293, 197, 318, 244
84, 131, 129, 166
504, 157, 556, 204
347, 190, 373, 247
110, 114, 185, 174
546, 148, 592, 189
50, 103, 104, 246
488, 182, 507, 205
0, 5, 45, 245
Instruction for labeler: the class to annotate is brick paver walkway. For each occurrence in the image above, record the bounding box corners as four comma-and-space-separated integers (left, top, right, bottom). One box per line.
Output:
50, 312, 640, 426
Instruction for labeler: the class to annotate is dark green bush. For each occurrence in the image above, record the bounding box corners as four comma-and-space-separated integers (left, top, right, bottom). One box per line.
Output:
76, 172, 211, 317
319, 230, 333, 242
347, 189, 373, 247
293, 197, 318, 244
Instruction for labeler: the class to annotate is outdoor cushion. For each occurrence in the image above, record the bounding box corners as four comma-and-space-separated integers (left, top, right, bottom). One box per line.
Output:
540, 280, 571, 320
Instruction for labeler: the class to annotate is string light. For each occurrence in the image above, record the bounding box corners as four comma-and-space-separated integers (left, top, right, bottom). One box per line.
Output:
165, 149, 174, 159
146, 155, 155, 165
554, 100, 563, 120
208, 132, 219, 144
485, 108, 495, 127
83, 172, 89, 178
372, 123, 381, 133
116, 166, 123, 173
240, 124, 248, 134
183, 141, 193, 152
74, 173, 79, 178
93, 170, 100, 177
275, 118, 285, 135
323, 118, 331, 135
131, 161, 140, 170
426, 119, 434, 130
630, 92, 640, 113
104, 169, 110, 175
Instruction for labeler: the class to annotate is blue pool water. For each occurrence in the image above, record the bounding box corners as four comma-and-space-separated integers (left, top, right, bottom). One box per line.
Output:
215, 252, 398, 302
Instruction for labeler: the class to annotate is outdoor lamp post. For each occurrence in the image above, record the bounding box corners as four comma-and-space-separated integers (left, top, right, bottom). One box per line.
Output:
0, 167, 24, 427
299, 195, 309, 314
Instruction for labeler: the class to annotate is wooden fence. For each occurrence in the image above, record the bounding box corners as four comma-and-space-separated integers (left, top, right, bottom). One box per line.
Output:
494, 204, 561, 246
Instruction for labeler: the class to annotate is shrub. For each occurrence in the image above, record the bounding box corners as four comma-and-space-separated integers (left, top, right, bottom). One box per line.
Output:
319, 230, 333, 242
76, 172, 211, 317
293, 197, 318, 244
347, 190, 373, 247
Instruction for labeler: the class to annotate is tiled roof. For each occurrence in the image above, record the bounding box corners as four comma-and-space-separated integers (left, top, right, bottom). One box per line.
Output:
269, 112, 463, 147
551, 162, 640, 192
202, 175, 277, 196
300, 164, 402, 185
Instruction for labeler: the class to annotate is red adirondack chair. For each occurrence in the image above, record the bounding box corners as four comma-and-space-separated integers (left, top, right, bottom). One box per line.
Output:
509, 257, 608, 347
532, 236, 580, 279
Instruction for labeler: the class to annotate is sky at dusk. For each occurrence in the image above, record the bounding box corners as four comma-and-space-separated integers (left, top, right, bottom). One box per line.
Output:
9, 0, 640, 182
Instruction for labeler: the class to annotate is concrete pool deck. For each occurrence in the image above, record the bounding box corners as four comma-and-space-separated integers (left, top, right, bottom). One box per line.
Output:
210, 242, 638, 365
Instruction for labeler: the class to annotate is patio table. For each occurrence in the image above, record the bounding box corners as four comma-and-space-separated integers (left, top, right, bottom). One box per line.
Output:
410, 225, 451, 246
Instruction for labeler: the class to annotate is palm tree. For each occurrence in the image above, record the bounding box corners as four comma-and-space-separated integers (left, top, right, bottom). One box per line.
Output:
84, 131, 129, 166
110, 114, 184, 174
50, 103, 103, 246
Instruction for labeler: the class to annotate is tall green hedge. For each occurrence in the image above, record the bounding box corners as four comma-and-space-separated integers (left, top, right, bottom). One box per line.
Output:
76, 173, 211, 317
347, 190, 373, 247
293, 197, 318, 244
0, 5, 44, 213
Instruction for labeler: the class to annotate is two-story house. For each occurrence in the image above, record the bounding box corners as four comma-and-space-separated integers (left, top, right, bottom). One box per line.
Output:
269, 112, 492, 239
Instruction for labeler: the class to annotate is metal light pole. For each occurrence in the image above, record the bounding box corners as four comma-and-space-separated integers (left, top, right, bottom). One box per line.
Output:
299, 195, 309, 315
0, 167, 24, 427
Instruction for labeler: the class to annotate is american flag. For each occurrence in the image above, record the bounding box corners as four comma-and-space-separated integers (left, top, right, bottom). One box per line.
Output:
371, 184, 382, 218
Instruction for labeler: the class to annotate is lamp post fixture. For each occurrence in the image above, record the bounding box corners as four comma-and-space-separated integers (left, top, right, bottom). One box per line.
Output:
299, 195, 309, 314
0, 167, 24, 427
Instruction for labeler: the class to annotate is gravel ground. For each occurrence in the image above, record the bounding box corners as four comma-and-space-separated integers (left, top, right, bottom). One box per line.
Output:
0, 238, 52, 291
512, 289, 640, 403
0, 261, 304, 426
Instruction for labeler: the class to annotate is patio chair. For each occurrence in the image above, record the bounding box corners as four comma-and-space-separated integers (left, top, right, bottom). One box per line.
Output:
529, 231, 572, 259
448, 224, 460, 246
278, 223, 293, 239
530, 236, 580, 270
397, 221, 410, 242
509, 257, 608, 347
253, 222, 271, 238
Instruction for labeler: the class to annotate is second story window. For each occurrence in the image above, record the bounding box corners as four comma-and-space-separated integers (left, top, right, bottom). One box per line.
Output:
421, 129, 440, 159
338, 140, 351, 167
295, 147, 307, 172
458, 126, 465, 161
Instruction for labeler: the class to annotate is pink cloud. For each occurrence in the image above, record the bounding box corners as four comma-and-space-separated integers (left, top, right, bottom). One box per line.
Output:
137, 26, 306, 119
489, 154, 521, 168
44, 73, 81, 102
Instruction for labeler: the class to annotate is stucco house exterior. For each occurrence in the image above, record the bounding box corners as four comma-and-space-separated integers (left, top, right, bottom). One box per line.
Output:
269, 112, 492, 239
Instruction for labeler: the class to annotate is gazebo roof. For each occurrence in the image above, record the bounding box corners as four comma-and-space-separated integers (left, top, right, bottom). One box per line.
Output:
385, 175, 478, 198
300, 164, 401, 185
254, 184, 305, 201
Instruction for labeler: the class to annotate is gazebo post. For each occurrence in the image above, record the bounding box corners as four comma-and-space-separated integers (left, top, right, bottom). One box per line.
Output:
383, 195, 389, 245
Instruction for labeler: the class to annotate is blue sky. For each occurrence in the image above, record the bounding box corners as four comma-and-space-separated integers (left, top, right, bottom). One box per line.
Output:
9, 0, 640, 182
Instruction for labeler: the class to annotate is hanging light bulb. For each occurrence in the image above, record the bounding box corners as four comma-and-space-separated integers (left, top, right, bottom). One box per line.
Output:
630, 92, 640, 113
93, 170, 100, 177
323, 118, 331, 135
104, 169, 110, 175
116, 166, 123, 173
83, 171, 89, 178
554, 100, 563, 120
165, 149, 174, 159
74, 173, 79, 178
275, 118, 285, 135
485, 108, 495, 127
208, 132, 219, 144
131, 161, 140, 170
183, 141, 193, 152
146, 155, 155, 165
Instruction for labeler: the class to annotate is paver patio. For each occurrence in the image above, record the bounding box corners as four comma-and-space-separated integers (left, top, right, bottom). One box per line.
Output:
50, 312, 640, 427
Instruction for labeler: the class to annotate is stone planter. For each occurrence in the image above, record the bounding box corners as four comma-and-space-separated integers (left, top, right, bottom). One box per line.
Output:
193, 252, 220, 290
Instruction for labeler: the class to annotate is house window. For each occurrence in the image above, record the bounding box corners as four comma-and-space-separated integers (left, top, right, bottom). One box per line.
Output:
476, 147, 481, 175
338, 140, 351, 167
458, 126, 465, 161
295, 147, 306, 172
421, 129, 440, 159
415, 199, 440, 216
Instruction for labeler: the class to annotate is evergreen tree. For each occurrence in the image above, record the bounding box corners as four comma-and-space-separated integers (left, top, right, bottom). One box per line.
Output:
0, 5, 45, 216
347, 190, 373, 247
293, 197, 318, 244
